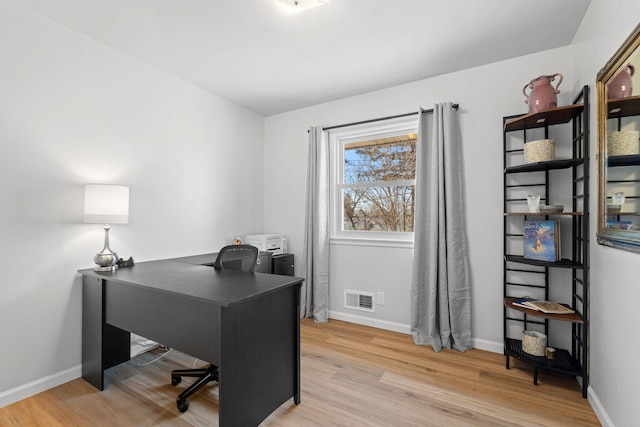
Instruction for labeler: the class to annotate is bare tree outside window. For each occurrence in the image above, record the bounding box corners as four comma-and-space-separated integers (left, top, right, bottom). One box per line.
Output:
342, 135, 416, 232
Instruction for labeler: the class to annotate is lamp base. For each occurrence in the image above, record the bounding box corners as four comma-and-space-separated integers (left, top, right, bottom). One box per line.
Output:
93, 224, 119, 271
94, 250, 119, 270
94, 265, 118, 272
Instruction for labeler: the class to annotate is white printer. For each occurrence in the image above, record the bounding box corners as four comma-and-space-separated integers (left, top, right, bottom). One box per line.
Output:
244, 234, 287, 256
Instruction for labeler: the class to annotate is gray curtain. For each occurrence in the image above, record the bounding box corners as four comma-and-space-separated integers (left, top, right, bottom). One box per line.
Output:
301, 126, 330, 322
410, 103, 471, 352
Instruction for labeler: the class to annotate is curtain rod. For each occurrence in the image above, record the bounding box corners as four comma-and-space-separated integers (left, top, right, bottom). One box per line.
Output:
321, 103, 459, 131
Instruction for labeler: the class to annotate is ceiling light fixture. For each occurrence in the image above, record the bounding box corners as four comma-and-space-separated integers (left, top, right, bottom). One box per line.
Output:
277, 0, 328, 14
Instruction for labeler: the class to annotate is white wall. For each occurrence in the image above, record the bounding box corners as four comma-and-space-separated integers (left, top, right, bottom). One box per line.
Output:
265, 47, 575, 349
570, 1, 640, 426
0, 0, 265, 406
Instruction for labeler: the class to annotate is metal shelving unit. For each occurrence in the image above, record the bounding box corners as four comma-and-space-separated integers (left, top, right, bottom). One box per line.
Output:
502, 86, 589, 398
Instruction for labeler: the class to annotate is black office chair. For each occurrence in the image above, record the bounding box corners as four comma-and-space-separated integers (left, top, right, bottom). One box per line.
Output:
170, 244, 258, 413
212, 244, 259, 272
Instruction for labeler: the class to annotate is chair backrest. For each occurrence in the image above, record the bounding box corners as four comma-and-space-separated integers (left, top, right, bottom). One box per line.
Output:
213, 244, 259, 272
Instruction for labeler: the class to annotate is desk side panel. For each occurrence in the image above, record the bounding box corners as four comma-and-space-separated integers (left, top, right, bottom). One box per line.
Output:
82, 275, 130, 390
104, 281, 220, 364
219, 283, 300, 427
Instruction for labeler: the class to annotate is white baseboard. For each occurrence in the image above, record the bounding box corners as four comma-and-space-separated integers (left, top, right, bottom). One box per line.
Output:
588, 386, 614, 427
472, 338, 503, 354
0, 365, 81, 409
329, 310, 411, 334
328, 311, 504, 354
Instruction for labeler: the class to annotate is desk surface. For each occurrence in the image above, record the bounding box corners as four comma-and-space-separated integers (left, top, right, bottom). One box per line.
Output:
79, 259, 301, 308
166, 252, 218, 265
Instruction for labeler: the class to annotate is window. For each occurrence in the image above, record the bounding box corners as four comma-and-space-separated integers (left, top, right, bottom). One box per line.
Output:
329, 116, 418, 244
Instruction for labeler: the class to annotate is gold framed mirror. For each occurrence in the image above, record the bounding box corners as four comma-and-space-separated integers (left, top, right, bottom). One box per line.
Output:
597, 24, 640, 253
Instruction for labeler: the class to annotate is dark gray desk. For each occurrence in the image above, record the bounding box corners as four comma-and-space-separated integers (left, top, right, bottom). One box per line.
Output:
79, 256, 303, 427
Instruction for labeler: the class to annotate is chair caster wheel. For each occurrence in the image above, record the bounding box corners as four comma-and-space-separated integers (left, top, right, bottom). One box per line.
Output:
177, 398, 189, 413
171, 376, 181, 386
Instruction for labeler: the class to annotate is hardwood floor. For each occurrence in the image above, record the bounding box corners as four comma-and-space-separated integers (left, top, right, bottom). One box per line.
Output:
0, 319, 599, 426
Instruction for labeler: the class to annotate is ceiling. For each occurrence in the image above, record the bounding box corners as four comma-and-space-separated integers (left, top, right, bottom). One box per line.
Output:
8, 0, 592, 116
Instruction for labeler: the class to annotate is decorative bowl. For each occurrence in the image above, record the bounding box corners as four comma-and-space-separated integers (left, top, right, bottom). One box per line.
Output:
522, 330, 547, 356
524, 139, 555, 163
539, 204, 564, 214
609, 130, 640, 156
607, 204, 622, 214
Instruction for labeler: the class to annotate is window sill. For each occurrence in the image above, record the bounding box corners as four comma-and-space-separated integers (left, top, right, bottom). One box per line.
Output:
330, 236, 414, 249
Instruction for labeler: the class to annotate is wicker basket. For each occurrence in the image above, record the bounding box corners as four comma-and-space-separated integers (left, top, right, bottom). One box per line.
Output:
609, 130, 640, 156
522, 330, 547, 356
524, 139, 555, 163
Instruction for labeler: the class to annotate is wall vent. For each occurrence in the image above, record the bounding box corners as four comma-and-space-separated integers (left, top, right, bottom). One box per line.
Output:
344, 290, 375, 313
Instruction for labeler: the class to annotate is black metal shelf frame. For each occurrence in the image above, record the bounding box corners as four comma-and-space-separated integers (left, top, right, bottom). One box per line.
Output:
502, 86, 589, 398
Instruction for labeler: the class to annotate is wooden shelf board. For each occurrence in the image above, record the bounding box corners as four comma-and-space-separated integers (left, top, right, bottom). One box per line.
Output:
607, 95, 640, 118
504, 104, 584, 131
606, 211, 640, 216
504, 297, 583, 323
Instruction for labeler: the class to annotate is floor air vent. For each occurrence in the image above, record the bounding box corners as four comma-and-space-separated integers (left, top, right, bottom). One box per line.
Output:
344, 290, 375, 313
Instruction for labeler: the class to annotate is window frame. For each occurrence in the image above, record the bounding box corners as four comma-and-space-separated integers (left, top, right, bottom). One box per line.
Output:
329, 115, 418, 247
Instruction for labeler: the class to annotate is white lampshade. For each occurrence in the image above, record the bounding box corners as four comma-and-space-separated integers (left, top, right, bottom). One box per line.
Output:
84, 184, 129, 224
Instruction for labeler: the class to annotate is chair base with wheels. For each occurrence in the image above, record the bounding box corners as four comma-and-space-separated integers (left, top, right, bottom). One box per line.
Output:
171, 364, 219, 413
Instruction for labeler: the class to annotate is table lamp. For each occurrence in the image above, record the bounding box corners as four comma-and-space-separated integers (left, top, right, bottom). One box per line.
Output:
84, 184, 129, 271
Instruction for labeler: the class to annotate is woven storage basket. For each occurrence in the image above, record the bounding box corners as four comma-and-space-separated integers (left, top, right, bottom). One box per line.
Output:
609, 130, 640, 156
524, 139, 555, 163
522, 330, 547, 356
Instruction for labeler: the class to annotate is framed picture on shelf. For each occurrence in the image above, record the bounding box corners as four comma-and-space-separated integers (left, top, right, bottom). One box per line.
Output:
523, 220, 560, 262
